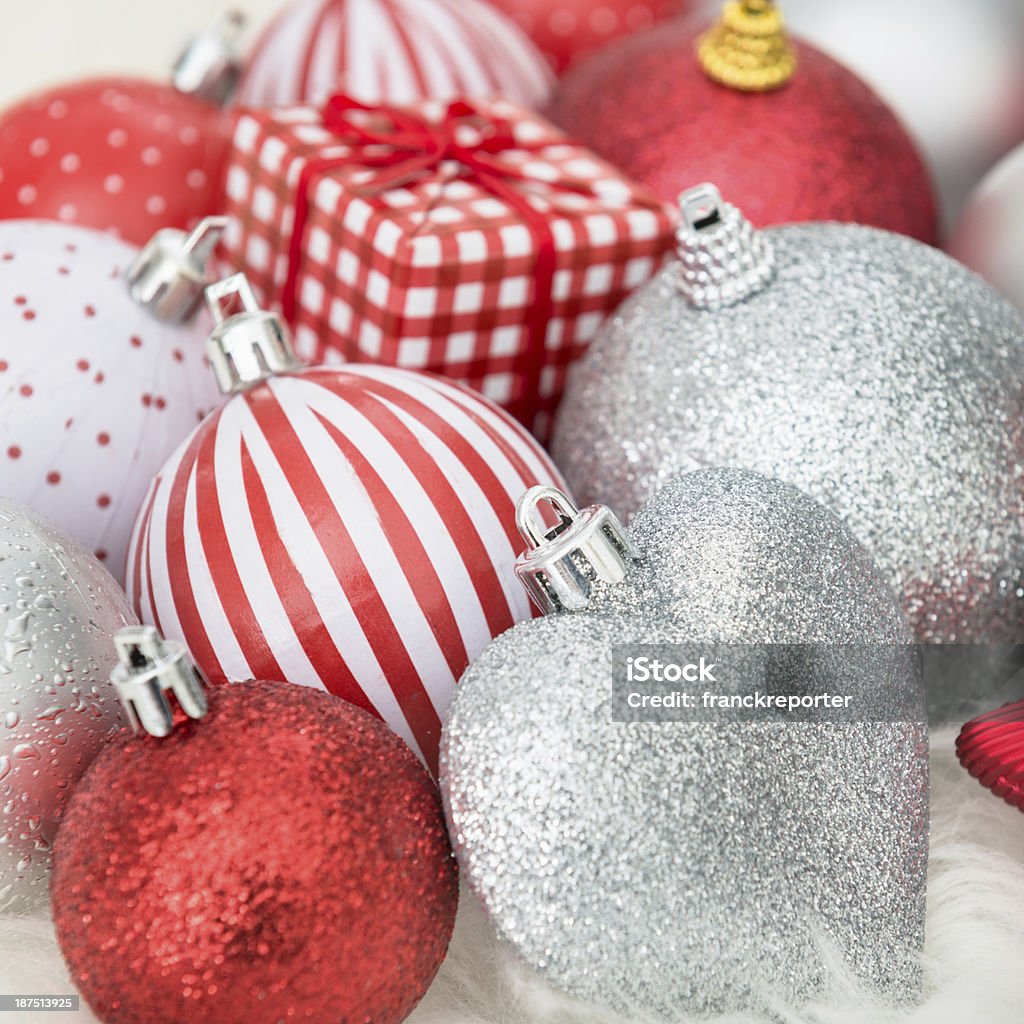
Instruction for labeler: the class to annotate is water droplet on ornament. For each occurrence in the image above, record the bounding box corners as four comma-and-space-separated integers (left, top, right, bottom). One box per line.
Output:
36, 705, 61, 722
13, 743, 39, 760
4, 711, 18, 728
32, 594, 53, 610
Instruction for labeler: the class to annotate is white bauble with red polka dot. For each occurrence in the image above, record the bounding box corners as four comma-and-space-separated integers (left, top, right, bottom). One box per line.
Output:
0, 79, 230, 247
0, 220, 223, 583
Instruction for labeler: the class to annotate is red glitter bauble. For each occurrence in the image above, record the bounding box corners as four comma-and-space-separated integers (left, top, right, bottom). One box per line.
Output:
548, 15, 938, 242
957, 699, 1024, 813
488, 0, 692, 73
52, 681, 458, 1024
0, 78, 229, 246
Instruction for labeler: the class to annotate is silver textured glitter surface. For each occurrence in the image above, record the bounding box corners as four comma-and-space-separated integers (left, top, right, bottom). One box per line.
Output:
0, 500, 136, 911
442, 469, 929, 1020
552, 222, 1024, 648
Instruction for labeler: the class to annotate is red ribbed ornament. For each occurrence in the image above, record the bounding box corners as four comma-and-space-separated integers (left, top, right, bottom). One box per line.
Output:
548, 3, 937, 242
957, 699, 1024, 813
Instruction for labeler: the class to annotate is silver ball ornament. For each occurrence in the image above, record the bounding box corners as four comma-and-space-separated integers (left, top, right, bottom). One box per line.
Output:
443, 468, 929, 1019
553, 186, 1024, 656
0, 500, 137, 911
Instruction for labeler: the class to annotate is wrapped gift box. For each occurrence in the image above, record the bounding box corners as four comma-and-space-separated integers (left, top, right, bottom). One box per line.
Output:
221, 95, 675, 435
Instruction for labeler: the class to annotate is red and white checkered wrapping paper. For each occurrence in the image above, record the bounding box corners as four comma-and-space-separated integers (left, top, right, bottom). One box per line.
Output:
221, 98, 675, 436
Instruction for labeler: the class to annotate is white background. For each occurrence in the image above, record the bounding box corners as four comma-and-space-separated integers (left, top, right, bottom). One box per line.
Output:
0, 1, 283, 105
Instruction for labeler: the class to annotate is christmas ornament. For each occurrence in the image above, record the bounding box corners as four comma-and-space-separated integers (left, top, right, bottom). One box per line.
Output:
948, 143, 1024, 315
0, 218, 227, 582
0, 500, 137, 913
957, 699, 1024, 814
0, 12, 244, 246
237, 0, 553, 109
53, 626, 457, 1024
488, 0, 690, 74
547, 1, 937, 241
552, 184, 1024, 651
128, 274, 565, 773
442, 467, 928, 1019
221, 95, 674, 437
780, 0, 1024, 227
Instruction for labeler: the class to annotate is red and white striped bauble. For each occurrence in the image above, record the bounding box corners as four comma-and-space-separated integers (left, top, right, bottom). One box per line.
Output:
127, 364, 564, 772
236, 0, 554, 109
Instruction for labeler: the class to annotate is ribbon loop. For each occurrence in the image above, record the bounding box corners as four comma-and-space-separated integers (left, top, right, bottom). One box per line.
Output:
282, 94, 595, 427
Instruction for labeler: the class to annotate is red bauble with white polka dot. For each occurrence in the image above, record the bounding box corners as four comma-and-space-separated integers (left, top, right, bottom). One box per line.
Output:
128, 275, 566, 775
0, 79, 228, 247
0, 219, 224, 582
489, 0, 691, 73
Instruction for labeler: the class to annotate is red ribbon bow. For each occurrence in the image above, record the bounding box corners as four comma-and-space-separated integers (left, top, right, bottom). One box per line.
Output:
282, 95, 585, 425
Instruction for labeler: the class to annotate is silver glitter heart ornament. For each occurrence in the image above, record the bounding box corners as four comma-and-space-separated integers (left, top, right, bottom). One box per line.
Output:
552, 184, 1024, 652
442, 468, 929, 1019
0, 500, 137, 911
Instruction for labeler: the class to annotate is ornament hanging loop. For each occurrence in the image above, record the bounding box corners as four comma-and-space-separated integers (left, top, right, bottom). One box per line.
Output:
126, 216, 228, 324
111, 626, 209, 737
675, 183, 776, 310
697, 0, 796, 92
205, 273, 303, 394
172, 9, 247, 106
515, 486, 637, 615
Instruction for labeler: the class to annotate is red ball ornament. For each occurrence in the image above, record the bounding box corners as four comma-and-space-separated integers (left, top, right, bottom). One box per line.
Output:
957, 699, 1024, 813
548, 1, 937, 241
128, 275, 565, 774
0, 16, 243, 246
490, 0, 691, 73
237, 0, 553, 109
52, 627, 458, 1024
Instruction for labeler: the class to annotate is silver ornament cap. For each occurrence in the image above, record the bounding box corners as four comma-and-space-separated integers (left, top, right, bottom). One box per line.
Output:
514, 486, 637, 615
205, 273, 303, 394
171, 10, 247, 106
126, 216, 228, 324
111, 626, 208, 738
675, 182, 776, 309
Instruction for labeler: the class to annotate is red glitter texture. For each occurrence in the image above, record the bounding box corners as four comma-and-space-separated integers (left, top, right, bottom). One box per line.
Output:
548, 18, 937, 243
52, 681, 458, 1024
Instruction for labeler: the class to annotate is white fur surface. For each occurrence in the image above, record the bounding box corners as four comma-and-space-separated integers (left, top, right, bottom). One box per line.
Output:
3, 728, 1022, 1024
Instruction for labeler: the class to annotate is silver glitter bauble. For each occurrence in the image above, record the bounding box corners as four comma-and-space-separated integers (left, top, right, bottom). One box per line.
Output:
0, 500, 137, 911
553, 185, 1024, 654
443, 468, 929, 1020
